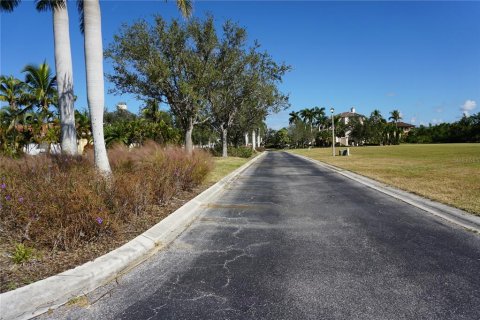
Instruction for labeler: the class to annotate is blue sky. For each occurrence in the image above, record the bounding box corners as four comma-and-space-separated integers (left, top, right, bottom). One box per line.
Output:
1, 1, 479, 129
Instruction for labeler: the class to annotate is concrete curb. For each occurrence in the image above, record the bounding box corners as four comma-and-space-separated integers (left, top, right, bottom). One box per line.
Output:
288, 152, 480, 233
0, 152, 267, 320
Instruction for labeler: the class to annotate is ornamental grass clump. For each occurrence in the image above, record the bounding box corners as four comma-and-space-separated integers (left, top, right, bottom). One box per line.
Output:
0, 143, 212, 255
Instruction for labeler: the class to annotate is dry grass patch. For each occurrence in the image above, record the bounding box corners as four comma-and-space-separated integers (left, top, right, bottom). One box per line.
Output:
0, 143, 213, 292
0, 147, 256, 293
289, 144, 480, 215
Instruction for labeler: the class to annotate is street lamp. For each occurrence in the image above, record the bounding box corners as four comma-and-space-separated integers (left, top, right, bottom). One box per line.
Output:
330, 107, 335, 156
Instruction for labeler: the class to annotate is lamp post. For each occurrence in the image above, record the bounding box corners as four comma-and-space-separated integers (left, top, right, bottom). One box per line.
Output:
330, 107, 335, 156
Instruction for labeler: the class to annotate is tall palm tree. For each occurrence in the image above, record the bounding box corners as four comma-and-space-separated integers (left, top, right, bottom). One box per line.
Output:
300, 108, 314, 131
389, 109, 402, 127
78, 0, 193, 175
370, 109, 384, 123
312, 106, 326, 130
0, 0, 20, 12
2, 0, 78, 155
79, 0, 111, 175
288, 111, 299, 125
37, 0, 78, 155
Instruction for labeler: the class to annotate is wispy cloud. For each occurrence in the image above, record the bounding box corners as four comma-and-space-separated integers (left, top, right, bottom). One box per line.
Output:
410, 117, 417, 124
386, 92, 397, 97
460, 100, 476, 116
430, 118, 444, 124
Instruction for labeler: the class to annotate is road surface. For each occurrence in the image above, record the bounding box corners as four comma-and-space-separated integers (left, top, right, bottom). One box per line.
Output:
41, 152, 480, 320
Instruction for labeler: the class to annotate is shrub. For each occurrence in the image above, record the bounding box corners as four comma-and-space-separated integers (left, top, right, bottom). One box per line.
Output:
11, 243, 35, 264
209, 145, 253, 158
0, 143, 212, 252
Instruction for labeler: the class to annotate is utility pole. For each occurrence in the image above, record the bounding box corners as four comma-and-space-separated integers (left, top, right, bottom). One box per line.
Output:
330, 107, 335, 156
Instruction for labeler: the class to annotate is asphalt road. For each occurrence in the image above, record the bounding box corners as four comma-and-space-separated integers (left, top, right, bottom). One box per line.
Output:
41, 152, 480, 320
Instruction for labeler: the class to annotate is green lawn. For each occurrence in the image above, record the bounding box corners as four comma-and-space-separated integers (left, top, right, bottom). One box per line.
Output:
289, 144, 480, 215
203, 156, 253, 186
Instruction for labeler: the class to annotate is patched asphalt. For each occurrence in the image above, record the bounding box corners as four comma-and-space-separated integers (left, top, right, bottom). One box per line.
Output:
39, 152, 480, 320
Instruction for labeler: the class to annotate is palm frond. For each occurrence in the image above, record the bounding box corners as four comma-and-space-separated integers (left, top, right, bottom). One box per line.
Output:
76, 0, 84, 34
0, 0, 21, 12
175, 0, 192, 19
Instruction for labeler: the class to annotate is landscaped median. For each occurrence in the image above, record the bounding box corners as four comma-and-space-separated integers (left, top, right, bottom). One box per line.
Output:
0, 148, 264, 320
288, 144, 480, 216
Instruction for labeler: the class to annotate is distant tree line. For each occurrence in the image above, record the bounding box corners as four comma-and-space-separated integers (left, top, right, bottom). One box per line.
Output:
405, 113, 480, 143
265, 109, 480, 148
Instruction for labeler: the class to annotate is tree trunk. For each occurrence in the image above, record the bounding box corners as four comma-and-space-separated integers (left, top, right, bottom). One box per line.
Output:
257, 129, 261, 147
222, 127, 228, 158
83, 0, 111, 175
244, 132, 249, 146
185, 117, 193, 155
53, 5, 78, 156
252, 129, 256, 150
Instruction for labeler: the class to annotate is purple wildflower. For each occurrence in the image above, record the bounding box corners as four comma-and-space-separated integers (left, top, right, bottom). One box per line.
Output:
5, 195, 11, 201
0, 183, 5, 189
18, 197, 24, 203
96, 217, 103, 224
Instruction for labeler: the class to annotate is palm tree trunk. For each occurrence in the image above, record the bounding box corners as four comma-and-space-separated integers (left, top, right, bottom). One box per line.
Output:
53, 4, 78, 156
83, 0, 111, 175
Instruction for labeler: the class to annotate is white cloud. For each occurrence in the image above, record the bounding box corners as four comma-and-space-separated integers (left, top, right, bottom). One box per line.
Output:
460, 100, 477, 116
410, 117, 416, 124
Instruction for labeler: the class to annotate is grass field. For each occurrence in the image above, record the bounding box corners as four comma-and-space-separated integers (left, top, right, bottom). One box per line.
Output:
204, 156, 252, 186
289, 144, 480, 215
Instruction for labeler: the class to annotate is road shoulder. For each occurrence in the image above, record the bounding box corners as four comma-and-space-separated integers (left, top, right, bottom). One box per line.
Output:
287, 152, 480, 233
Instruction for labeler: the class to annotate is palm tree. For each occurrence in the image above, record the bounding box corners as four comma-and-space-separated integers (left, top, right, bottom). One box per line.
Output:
0, 75, 28, 112
78, 0, 193, 175
79, 0, 111, 175
2, 0, 78, 155
0, 0, 20, 12
75, 109, 91, 140
288, 111, 299, 125
36, 0, 78, 155
0, 76, 30, 152
312, 106, 326, 130
22, 62, 57, 120
389, 109, 402, 127
22, 62, 58, 148
370, 109, 384, 123
300, 108, 315, 132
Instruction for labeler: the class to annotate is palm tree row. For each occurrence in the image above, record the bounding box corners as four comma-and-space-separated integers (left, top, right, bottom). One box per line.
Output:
289, 107, 328, 129
1, 0, 192, 175
288, 106, 328, 146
